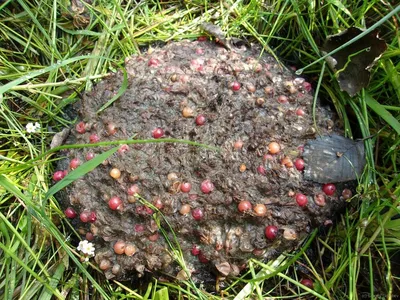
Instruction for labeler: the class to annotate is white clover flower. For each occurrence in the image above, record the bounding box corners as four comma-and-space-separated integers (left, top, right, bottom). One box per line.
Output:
77, 240, 95, 256
25, 122, 41, 133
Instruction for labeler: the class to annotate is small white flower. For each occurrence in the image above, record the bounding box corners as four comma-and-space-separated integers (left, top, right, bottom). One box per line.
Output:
77, 240, 95, 256
26, 122, 36, 133
25, 122, 41, 133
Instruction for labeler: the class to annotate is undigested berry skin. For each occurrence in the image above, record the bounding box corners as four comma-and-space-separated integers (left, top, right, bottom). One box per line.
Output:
75, 121, 86, 134
265, 225, 278, 240
127, 184, 140, 196
342, 188, 352, 200
86, 152, 95, 160
89, 134, 100, 143
257, 165, 266, 175
198, 252, 209, 263
314, 193, 326, 206
277, 95, 288, 104
322, 183, 336, 196
148, 58, 160, 67
191, 245, 201, 256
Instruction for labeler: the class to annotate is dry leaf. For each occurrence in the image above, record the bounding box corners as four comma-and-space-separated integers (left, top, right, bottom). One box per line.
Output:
322, 27, 387, 96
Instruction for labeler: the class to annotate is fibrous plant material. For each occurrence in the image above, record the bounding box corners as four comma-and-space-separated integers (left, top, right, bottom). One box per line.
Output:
56, 39, 360, 282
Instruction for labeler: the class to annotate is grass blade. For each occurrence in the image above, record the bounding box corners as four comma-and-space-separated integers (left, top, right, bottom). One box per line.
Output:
365, 92, 400, 136
45, 146, 119, 200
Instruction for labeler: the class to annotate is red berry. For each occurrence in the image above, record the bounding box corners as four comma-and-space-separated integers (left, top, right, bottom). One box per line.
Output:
295, 193, 308, 207
234, 140, 243, 150
265, 225, 278, 240
231, 81, 241, 91
198, 252, 209, 263
152, 127, 164, 139
294, 158, 305, 171
85, 232, 94, 241
296, 108, 305, 116
200, 179, 214, 194
106, 122, 117, 135
195, 48, 204, 55
195, 114, 206, 126
300, 278, 314, 289
192, 208, 204, 220
144, 206, 153, 215
89, 134, 100, 143
180, 182, 192, 193
322, 183, 336, 196
191, 245, 201, 256
238, 200, 252, 212
53, 170, 66, 181
190, 58, 204, 71
108, 196, 123, 210
75, 121, 86, 134
148, 233, 159, 241
197, 36, 207, 42
64, 207, 77, 218
80, 211, 90, 223
69, 158, 80, 170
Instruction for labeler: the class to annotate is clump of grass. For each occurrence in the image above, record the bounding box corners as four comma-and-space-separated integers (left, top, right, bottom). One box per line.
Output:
0, 0, 399, 299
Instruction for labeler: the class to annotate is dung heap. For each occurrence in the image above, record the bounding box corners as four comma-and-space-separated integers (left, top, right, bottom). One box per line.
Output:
56, 38, 356, 282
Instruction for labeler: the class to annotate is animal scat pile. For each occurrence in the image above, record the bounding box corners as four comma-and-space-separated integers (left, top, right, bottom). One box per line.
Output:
56, 39, 352, 282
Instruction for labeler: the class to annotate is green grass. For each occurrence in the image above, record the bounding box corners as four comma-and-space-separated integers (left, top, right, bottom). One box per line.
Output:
1, 0, 399, 299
